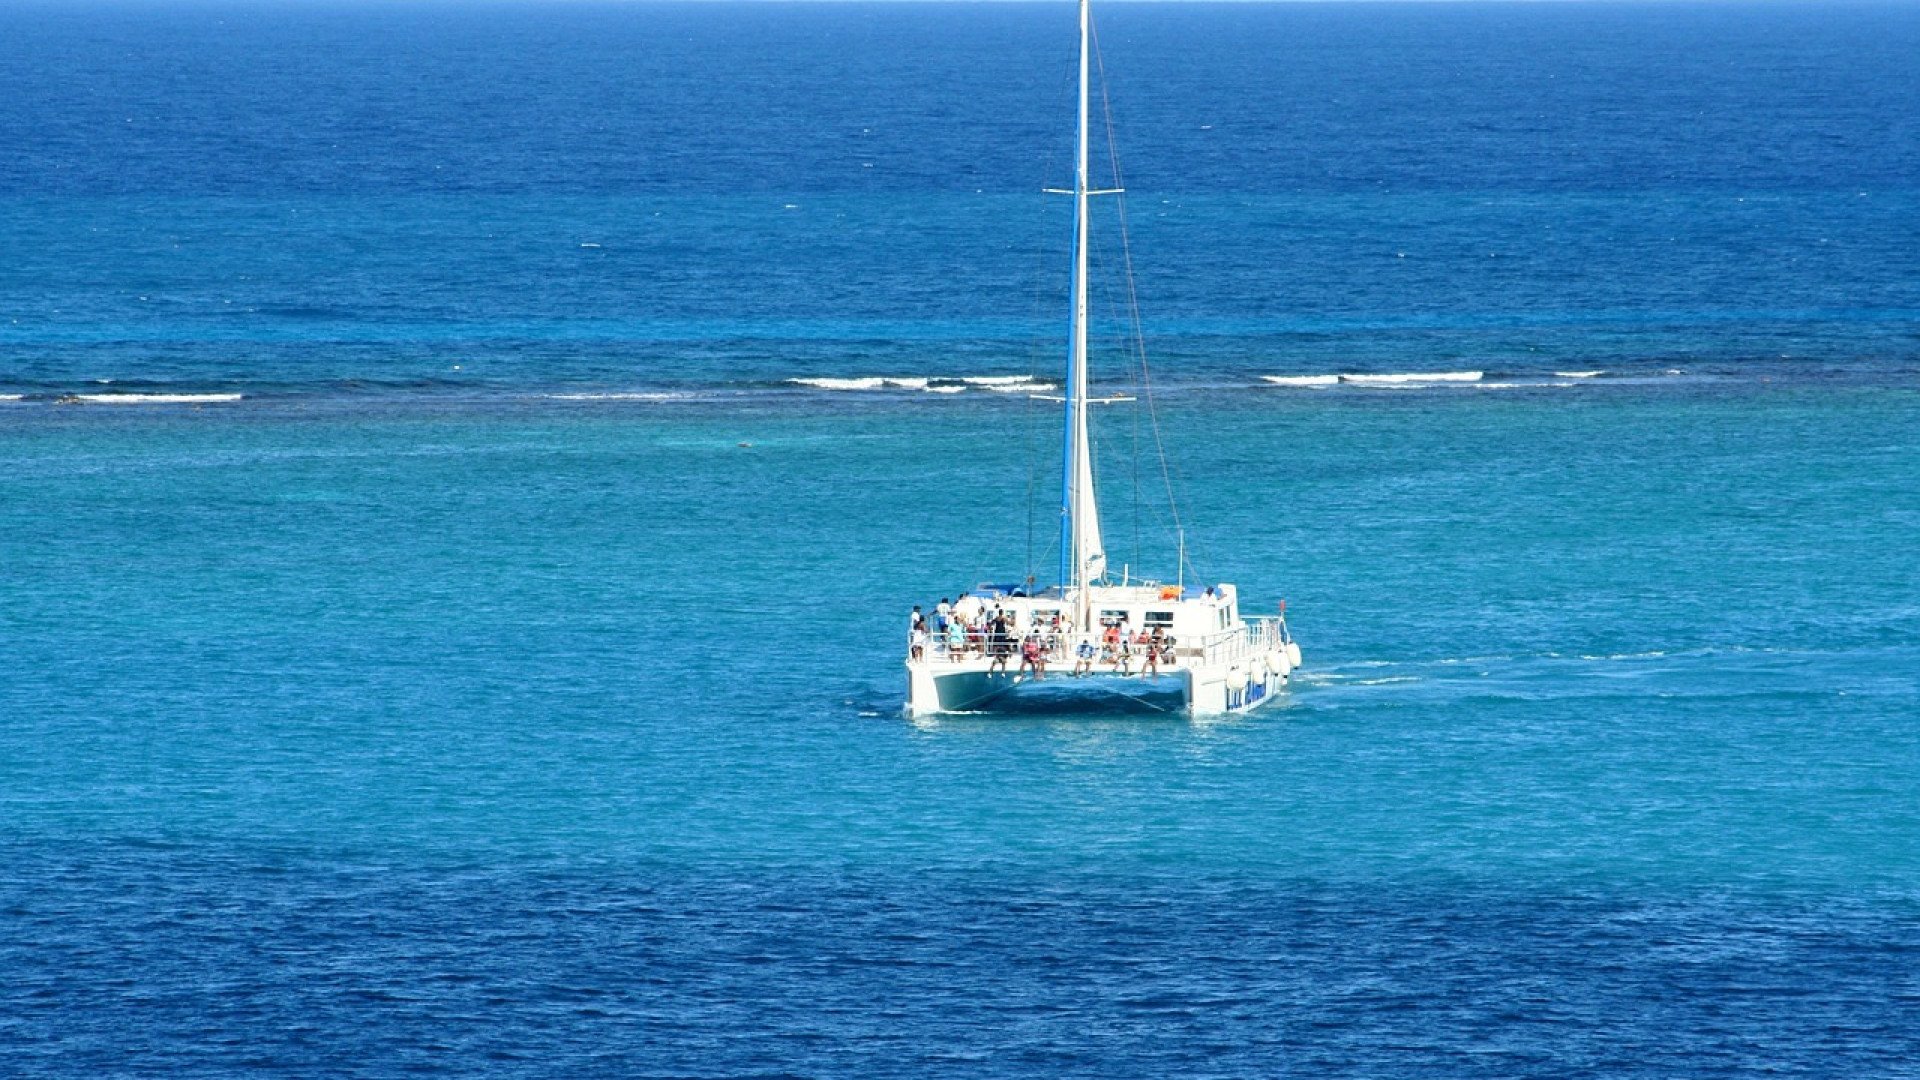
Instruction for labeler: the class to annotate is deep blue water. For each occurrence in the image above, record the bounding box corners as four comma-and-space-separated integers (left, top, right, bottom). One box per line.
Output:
4, 3, 1920, 1076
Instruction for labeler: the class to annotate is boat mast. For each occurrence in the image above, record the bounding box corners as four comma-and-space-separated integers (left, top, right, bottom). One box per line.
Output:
1060, 0, 1105, 631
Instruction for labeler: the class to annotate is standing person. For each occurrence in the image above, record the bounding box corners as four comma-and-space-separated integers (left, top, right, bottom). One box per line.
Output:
934, 598, 951, 634
952, 592, 980, 648
910, 624, 928, 661
1143, 628, 1161, 676
945, 616, 966, 659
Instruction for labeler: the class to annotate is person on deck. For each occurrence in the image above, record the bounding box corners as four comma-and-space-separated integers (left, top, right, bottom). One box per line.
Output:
1074, 639, 1096, 676
1019, 633, 1045, 680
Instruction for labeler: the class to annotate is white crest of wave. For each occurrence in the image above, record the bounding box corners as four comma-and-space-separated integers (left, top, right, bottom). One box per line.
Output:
77, 393, 243, 404
787, 377, 887, 391
788, 374, 1045, 393
1554, 370, 1605, 378
547, 392, 689, 401
1261, 375, 1340, 387
1340, 371, 1484, 385
0, 394, 22, 402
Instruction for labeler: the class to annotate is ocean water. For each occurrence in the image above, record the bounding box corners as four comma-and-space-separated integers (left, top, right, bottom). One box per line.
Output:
4, 2, 1920, 1076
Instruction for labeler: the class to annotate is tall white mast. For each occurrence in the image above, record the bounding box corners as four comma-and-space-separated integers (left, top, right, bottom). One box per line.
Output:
1060, 0, 1105, 630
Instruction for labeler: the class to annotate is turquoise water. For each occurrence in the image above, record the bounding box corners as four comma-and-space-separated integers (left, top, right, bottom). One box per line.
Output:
8, 385, 1916, 886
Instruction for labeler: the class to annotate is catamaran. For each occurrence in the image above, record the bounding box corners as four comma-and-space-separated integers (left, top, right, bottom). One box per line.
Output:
904, 0, 1300, 717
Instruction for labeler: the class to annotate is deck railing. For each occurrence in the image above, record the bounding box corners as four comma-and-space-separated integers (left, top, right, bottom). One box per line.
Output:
910, 616, 1290, 673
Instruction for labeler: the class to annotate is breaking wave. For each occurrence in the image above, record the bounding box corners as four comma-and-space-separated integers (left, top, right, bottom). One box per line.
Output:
546, 392, 694, 401
1258, 368, 1710, 390
1261, 371, 1486, 388
786, 375, 1056, 394
1340, 371, 1485, 385
68, 393, 244, 404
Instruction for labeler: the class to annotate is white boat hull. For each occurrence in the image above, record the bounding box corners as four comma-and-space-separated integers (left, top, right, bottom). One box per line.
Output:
906, 633, 1296, 718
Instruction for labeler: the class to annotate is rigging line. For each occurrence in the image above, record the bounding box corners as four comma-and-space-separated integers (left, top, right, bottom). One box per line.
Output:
1024, 394, 1044, 588
1025, 48, 1078, 589
1085, 188, 1138, 577
1113, 255, 1141, 572
1093, 15, 1195, 580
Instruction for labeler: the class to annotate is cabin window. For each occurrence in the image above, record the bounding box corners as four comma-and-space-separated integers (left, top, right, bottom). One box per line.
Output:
1144, 611, 1174, 628
1100, 609, 1129, 626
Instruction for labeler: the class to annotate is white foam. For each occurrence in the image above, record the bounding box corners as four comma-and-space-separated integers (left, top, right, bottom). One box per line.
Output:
75, 393, 242, 404
1581, 650, 1669, 661
546, 392, 689, 401
0, 394, 21, 401
1261, 375, 1340, 388
1340, 371, 1483, 385
788, 377, 888, 391
1554, 370, 1605, 378
787, 375, 1047, 394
